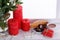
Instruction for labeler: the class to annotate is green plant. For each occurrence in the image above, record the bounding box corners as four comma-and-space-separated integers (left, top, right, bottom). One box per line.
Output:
0, 0, 22, 30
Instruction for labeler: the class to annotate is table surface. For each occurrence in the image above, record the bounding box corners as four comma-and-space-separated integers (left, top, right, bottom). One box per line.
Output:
0, 19, 60, 40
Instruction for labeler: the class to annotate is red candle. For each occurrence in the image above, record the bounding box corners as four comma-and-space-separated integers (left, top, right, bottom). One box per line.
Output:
8, 19, 19, 35
13, 4, 23, 29
22, 19, 30, 31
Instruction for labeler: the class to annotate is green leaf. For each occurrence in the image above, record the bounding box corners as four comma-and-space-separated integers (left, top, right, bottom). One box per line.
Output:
0, 17, 4, 21
10, 6, 16, 11
15, 0, 18, 2
0, 21, 7, 30
0, 13, 4, 17
16, 2, 23, 4
2, 22, 7, 30
0, 0, 2, 7
6, 0, 9, 3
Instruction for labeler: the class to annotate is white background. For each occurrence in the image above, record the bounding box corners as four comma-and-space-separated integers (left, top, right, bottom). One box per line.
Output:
57, 0, 60, 18
22, 0, 57, 19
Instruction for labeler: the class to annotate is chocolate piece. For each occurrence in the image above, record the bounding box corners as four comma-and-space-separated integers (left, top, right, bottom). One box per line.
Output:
41, 24, 47, 28
34, 24, 47, 32
34, 28, 44, 32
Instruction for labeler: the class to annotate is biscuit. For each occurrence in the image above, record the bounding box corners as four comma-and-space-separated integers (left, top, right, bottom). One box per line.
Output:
30, 20, 48, 28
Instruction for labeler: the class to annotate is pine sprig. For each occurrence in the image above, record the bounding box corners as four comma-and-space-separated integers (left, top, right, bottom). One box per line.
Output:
0, 0, 23, 30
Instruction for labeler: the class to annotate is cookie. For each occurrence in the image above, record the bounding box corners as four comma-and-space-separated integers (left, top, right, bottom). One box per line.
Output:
30, 20, 48, 28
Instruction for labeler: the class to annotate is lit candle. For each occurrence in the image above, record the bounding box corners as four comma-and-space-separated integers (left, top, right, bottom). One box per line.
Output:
22, 19, 30, 31
8, 19, 19, 35
13, 4, 23, 29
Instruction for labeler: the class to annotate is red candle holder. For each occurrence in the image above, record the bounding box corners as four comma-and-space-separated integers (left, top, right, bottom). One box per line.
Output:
13, 4, 23, 29
22, 19, 30, 31
8, 19, 19, 35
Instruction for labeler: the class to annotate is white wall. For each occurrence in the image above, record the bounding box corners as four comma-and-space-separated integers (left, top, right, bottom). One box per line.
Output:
57, 0, 60, 18
22, 0, 57, 19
